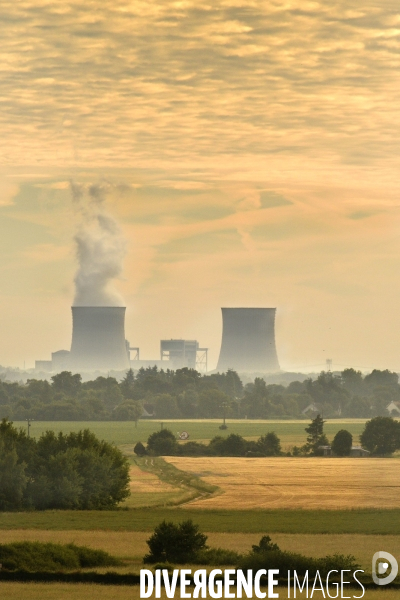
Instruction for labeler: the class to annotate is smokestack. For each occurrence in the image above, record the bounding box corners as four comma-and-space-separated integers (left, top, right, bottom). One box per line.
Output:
69, 306, 130, 371
217, 307, 280, 373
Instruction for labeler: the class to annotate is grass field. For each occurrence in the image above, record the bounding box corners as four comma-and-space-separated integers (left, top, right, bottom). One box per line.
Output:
1, 508, 400, 534
165, 456, 400, 510
12, 419, 368, 451
0, 583, 399, 600
121, 462, 190, 508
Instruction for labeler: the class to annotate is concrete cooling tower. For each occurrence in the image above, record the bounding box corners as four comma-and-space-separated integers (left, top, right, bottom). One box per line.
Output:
69, 306, 130, 371
216, 307, 280, 373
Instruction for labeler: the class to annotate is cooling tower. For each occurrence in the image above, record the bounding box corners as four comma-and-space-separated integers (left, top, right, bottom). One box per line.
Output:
69, 307, 130, 371
216, 307, 280, 372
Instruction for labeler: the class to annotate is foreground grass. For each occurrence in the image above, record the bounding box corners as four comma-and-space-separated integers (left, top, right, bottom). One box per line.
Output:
0, 582, 398, 600
1, 531, 399, 571
1, 508, 400, 534
13, 419, 368, 451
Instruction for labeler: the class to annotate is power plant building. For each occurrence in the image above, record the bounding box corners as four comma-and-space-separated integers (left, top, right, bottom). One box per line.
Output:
69, 306, 130, 371
216, 307, 280, 373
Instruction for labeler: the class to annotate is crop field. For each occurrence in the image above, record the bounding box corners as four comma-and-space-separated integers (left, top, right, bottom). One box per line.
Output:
165, 456, 400, 510
12, 419, 368, 451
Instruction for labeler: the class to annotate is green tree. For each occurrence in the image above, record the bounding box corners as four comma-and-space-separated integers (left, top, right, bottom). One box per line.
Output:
304, 414, 328, 455
360, 417, 400, 455
51, 372, 82, 396
257, 432, 282, 456
120, 369, 135, 399
146, 429, 179, 456
113, 400, 142, 425
331, 429, 352, 456
0, 437, 27, 510
197, 389, 231, 418
144, 520, 207, 564
152, 394, 181, 419
134, 441, 147, 456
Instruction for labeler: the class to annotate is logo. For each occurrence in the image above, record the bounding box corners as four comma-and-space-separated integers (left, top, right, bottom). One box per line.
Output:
372, 551, 398, 585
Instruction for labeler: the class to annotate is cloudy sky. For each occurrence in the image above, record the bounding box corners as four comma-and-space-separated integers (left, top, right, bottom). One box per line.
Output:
1, 0, 400, 371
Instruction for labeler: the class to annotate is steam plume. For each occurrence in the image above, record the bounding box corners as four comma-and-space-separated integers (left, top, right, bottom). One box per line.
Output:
71, 182, 126, 307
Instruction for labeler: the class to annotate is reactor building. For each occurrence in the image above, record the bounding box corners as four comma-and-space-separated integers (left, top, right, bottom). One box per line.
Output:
216, 307, 280, 373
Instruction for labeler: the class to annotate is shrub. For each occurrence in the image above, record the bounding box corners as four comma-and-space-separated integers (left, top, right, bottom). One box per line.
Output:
195, 547, 241, 565
239, 535, 360, 577
144, 520, 207, 564
146, 429, 179, 456
134, 441, 147, 456
0, 541, 120, 572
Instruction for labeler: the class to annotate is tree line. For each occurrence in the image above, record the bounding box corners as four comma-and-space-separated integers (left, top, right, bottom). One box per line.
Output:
0, 366, 399, 421
0, 419, 130, 511
135, 415, 400, 457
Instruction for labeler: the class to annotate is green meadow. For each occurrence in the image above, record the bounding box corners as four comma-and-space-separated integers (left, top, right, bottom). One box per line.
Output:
1, 508, 399, 535
13, 419, 368, 450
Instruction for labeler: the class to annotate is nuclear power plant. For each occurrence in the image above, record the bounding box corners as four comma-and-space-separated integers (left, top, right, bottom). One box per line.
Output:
35, 305, 279, 374
69, 307, 130, 371
217, 307, 280, 373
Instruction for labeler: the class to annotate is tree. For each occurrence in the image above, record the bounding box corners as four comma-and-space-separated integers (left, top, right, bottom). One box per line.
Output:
304, 414, 328, 455
144, 520, 207, 564
0, 421, 130, 510
0, 437, 27, 510
360, 417, 400, 456
197, 389, 231, 418
146, 429, 179, 456
113, 400, 143, 425
120, 369, 135, 399
331, 430, 352, 456
51, 372, 82, 396
257, 432, 282, 456
152, 394, 181, 419
134, 441, 147, 456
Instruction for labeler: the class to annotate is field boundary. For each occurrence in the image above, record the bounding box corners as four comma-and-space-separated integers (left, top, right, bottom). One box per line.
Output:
134, 457, 220, 507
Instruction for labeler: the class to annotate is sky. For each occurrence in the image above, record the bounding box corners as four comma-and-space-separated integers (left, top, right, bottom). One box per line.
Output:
1, 0, 400, 372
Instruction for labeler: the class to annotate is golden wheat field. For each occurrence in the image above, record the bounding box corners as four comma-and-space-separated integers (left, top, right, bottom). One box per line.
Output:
165, 457, 400, 509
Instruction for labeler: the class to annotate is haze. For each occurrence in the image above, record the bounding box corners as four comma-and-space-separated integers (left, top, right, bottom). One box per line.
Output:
1, 0, 400, 372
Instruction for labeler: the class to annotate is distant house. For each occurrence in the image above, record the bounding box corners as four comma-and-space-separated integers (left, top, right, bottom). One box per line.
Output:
386, 401, 400, 416
302, 402, 320, 415
318, 445, 370, 457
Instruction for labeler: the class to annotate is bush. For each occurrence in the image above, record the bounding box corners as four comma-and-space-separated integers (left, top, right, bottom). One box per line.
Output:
239, 535, 360, 577
134, 442, 147, 456
0, 541, 120, 572
146, 429, 179, 456
143, 520, 207, 564
195, 547, 241, 565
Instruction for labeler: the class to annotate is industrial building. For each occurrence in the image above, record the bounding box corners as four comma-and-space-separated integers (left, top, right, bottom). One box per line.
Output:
35, 305, 278, 375
217, 307, 280, 373
35, 308, 208, 374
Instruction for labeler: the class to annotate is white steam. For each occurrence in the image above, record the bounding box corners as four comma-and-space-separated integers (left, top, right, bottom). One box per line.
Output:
71, 182, 127, 307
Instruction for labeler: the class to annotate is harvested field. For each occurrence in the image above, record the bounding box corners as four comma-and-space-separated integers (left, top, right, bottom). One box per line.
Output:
165, 457, 400, 510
